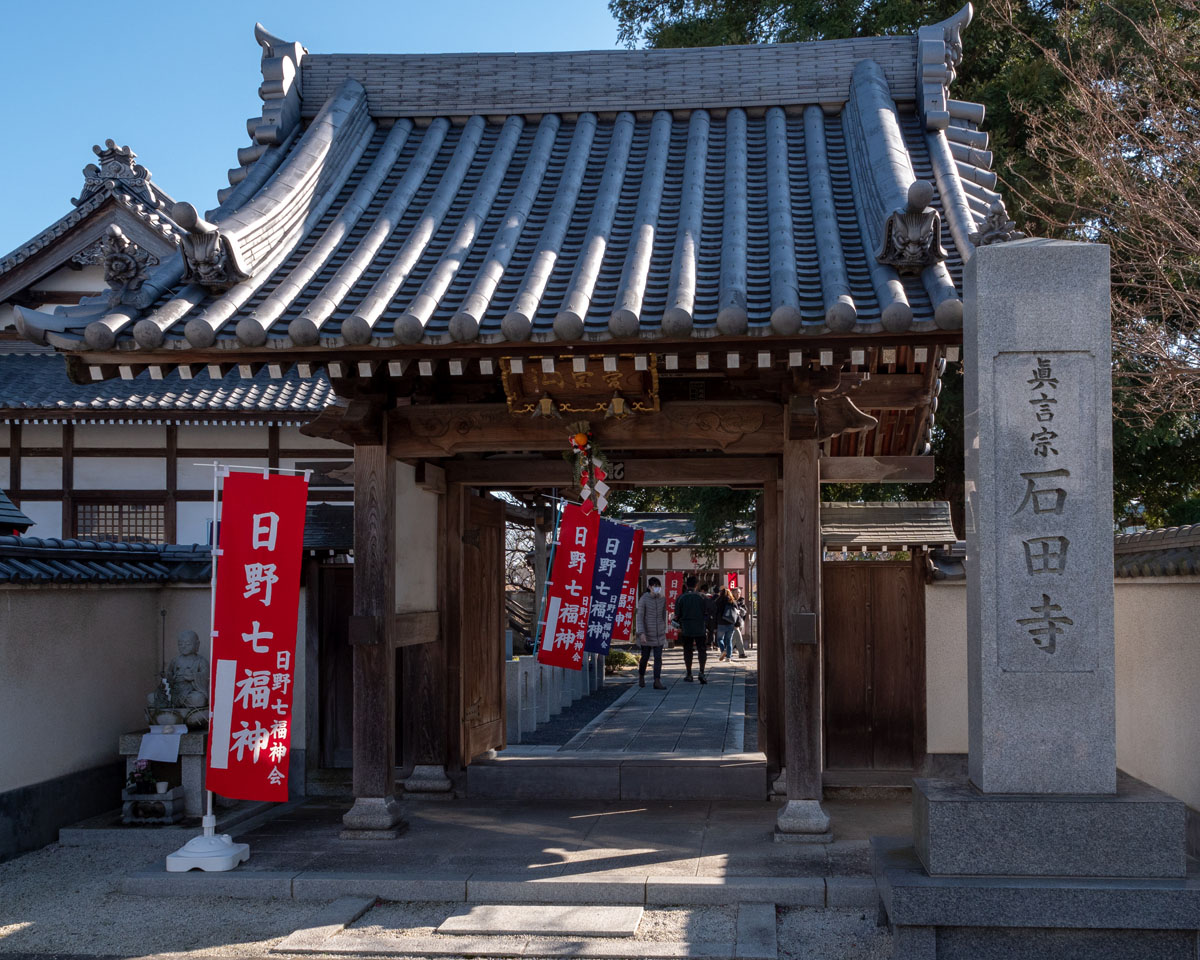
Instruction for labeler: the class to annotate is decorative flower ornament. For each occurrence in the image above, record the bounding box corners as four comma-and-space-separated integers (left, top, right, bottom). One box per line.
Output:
564, 420, 611, 514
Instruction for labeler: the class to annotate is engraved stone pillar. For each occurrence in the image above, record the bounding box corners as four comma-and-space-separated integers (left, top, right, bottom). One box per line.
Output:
964, 238, 1115, 794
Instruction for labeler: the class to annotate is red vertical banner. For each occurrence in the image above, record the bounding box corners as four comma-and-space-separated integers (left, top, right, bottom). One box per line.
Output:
537, 503, 599, 670
664, 571, 685, 642
206, 471, 308, 803
727, 571, 739, 590
610, 529, 644, 645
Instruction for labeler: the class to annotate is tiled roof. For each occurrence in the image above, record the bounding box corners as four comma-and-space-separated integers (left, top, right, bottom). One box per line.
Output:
628, 501, 958, 551
627, 513, 755, 548
0, 351, 332, 418
15, 10, 1000, 366
0, 489, 33, 533
820, 500, 957, 549
0, 538, 212, 585
1115, 524, 1200, 578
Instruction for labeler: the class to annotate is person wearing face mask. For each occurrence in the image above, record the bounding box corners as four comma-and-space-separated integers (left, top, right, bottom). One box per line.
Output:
635, 576, 668, 689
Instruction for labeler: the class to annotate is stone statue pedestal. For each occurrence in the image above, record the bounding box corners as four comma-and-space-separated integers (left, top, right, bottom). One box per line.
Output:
119, 731, 211, 818
122, 785, 186, 825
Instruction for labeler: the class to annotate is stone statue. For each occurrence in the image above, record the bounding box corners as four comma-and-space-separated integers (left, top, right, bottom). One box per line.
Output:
146, 630, 210, 728
876, 180, 948, 275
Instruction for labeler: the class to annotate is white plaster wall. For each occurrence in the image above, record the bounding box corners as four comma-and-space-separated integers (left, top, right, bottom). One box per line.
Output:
178, 459, 267, 490
74, 458, 165, 490
74, 424, 165, 449
19, 501, 61, 538
176, 501, 214, 545
21, 425, 62, 446
644, 550, 671, 568
177, 425, 270, 449
0, 425, 11, 444
0, 585, 161, 793
394, 462, 437, 613
0, 582, 309, 794
0, 461, 9, 489
20, 458, 62, 489
925, 581, 969, 755
1114, 578, 1200, 812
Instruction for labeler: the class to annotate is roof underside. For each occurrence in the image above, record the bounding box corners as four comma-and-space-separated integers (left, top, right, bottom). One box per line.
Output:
16, 14, 1000, 365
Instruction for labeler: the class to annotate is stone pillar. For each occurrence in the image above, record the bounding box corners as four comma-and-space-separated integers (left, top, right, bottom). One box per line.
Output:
965, 239, 1115, 793
342, 441, 405, 836
874, 241, 1199, 959
774, 436, 831, 842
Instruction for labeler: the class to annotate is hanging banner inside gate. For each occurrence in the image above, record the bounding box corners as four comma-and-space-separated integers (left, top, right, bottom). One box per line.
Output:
664, 570, 685, 641
727, 571, 739, 590
206, 471, 309, 802
611, 529, 644, 646
537, 502, 598, 670
584, 518, 635, 654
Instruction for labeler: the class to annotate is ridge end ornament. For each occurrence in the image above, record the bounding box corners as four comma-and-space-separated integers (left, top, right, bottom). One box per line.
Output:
173, 201, 249, 290
877, 181, 948, 275
917, 4, 973, 130
74, 139, 164, 209
970, 198, 1027, 246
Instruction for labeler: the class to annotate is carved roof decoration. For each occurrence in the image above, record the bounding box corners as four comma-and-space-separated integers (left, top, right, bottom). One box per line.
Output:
0, 141, 181, 301
13, 9, 1011, 378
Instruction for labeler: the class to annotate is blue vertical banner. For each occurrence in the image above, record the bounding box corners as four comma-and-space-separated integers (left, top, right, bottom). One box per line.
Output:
584, 518, 635, 654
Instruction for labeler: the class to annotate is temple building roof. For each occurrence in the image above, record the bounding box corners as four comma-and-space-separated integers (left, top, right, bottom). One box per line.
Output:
13, 9, 1012, 376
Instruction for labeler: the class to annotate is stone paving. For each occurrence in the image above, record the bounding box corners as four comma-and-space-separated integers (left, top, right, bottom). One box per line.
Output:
564, 647, 754, 755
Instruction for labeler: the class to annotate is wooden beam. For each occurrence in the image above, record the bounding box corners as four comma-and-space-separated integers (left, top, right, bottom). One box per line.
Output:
817, 456, 934, 484
848, 373, 931, 410
388, 402, 784, 458
415, 461, 446, 495
442, 456, 778, 488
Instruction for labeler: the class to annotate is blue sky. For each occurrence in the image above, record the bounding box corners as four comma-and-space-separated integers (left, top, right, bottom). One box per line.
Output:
0, 0, 620, 256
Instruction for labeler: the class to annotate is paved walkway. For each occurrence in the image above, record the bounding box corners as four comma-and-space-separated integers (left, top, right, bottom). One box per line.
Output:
565, 647, 754, 755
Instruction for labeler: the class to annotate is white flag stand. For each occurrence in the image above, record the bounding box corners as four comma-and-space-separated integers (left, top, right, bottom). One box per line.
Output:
166, 463, 309, 873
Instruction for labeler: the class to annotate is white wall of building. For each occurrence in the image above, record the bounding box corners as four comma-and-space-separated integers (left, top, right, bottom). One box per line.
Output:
925, 582, 968, 754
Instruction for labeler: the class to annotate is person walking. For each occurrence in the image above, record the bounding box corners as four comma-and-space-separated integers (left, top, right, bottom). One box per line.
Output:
731, 587, 749, 657
703, 583, 719, 651
716, 586, 746, 661
674, 575, 708, 683
635, 576, 668, 689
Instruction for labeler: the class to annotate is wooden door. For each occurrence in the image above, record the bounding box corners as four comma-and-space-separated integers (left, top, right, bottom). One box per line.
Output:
317, 564, 355, 768
460, 495, 506, 763
822, 557, 926, 770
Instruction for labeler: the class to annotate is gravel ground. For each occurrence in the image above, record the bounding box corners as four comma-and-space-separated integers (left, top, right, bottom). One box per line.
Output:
777, 907, 891, 960
0, 841, 322, 957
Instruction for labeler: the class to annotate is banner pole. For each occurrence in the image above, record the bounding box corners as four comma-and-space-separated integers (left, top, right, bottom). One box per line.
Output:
533, 491, 563, 653
203, 461, 221, 837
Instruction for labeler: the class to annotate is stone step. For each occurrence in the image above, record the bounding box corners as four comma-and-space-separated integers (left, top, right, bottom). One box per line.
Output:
273, 899, 778, 959
466, 751, 768, 801
119, 867, 877, 908
436, 904, 644, 937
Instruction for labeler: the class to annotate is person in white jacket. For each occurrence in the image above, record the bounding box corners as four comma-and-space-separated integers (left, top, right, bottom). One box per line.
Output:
635, 577, 668, 689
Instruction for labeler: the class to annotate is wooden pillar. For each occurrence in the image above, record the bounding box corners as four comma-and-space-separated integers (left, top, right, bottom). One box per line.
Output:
775, 436, 831, 841
757, 472, 783, 778
342, 439, 405, 834
532, 502, 549, 632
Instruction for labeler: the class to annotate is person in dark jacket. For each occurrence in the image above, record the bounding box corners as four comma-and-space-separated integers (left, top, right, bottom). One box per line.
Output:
674, 575, 708, 683
703, 583, 718, 650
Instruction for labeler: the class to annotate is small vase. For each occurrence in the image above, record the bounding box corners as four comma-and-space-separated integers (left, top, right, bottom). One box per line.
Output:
155, 781, 169, 794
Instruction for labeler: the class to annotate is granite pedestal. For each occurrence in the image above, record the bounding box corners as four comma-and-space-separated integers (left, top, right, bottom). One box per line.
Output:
119, 730, 209, 817
874, 837, 1200, 960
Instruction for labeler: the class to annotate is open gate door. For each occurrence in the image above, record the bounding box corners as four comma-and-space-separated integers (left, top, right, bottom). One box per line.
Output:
460, 494, 507, 763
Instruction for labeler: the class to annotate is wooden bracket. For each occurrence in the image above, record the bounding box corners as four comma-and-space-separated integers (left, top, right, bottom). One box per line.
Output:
416, 461, 447, 495
348, 614, 382, 646
300, 395, 387, 446
394, 610, 440, 648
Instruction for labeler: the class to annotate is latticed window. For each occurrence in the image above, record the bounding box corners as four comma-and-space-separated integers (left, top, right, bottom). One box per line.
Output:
74, 502, 165, 544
